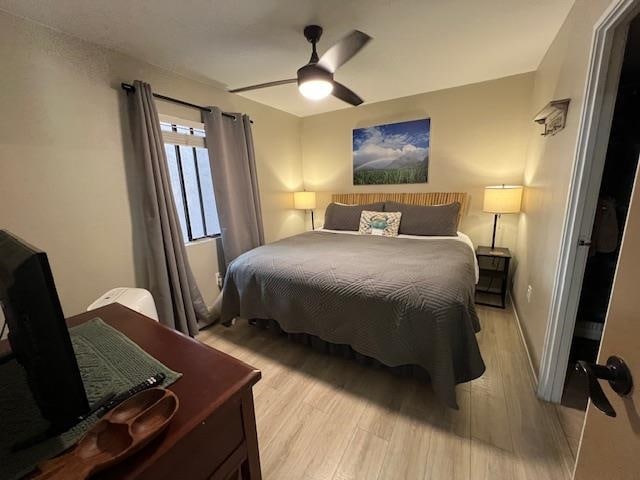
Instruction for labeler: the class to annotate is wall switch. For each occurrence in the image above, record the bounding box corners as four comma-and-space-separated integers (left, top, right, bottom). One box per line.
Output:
526, 285, 533, 303
215, 272, 223, 290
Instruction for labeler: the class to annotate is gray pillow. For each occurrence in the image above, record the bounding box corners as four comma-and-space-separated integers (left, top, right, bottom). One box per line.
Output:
384, 201, 460, 236
323, 202, 385, 231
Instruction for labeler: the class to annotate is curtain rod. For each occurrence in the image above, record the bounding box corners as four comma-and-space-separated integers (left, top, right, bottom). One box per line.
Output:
120, 83, 253, 123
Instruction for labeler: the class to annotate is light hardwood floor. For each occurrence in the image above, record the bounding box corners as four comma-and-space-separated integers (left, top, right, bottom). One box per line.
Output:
555, 404, 584, 459
199, 305, 581, 480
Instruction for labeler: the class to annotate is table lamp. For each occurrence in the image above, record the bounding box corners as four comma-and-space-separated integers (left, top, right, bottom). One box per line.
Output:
483, 185, 523, 250
294, 191, 317, 230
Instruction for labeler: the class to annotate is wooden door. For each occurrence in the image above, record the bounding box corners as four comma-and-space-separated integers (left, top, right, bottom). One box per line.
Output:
573, 165, 640, 479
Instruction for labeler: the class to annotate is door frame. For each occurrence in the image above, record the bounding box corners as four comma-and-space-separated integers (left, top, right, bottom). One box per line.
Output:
537, 0, 640, 403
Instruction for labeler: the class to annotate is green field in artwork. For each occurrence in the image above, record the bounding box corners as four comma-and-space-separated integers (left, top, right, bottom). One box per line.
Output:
353, 164, 428, 185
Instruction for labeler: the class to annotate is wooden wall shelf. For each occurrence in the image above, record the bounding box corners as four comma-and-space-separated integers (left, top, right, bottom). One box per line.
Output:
534, 99, 570, 136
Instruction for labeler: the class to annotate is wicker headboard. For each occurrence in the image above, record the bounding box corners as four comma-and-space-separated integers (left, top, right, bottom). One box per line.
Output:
330, 192, 468, 226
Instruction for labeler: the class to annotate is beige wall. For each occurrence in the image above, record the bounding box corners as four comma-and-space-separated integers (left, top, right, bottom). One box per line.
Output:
300, 73, 535, 251
512, 0, 615, 370
0, 12, 304, 316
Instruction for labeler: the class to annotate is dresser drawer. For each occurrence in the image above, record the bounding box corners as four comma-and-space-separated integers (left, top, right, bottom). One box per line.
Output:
137, 398, 246, 480
208, 443, 248, 480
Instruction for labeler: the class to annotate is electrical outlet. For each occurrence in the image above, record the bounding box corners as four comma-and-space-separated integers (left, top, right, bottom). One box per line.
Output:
526, 285, 533, 303
215, 272, 223, 290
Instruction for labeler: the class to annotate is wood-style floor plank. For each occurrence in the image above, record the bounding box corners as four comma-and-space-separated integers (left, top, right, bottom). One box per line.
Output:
332, 428, 388, 480
555, 404, 584, 459
198, 305, 576, 480
470, 308, 513, 453
376, 406, 432, 480
260, 401, 329, 479
304, 388, 367, 480
489, 307, 576, 479
348, 366, 411, 441
421, 386, 471, 480
470, 440, 519, 480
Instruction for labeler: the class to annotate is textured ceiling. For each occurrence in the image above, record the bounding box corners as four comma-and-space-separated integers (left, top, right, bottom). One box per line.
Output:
0, 0, 574, 117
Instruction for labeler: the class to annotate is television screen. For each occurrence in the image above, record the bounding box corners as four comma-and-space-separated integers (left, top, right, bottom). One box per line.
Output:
0, 230, 88, 430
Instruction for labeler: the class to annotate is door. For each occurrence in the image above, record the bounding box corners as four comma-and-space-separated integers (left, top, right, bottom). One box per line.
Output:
573, 161, 640, 479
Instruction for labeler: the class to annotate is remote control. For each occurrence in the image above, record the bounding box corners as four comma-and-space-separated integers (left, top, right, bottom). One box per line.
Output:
98, 372, 167, 417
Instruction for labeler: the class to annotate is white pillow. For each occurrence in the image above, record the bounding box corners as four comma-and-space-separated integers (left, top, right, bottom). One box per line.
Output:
358, 211, 402, 237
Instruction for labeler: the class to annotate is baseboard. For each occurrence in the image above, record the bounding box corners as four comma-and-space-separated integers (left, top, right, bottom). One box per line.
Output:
509, 292, 539, 387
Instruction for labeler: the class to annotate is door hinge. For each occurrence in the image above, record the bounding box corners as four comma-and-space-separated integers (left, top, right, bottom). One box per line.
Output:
578, 239, 592, 247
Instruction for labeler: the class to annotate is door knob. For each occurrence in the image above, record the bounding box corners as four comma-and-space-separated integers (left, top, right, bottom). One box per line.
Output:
575, 356, 633, 417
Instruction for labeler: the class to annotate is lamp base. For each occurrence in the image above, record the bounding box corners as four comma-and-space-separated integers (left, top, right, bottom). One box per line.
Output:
491, 214, 500, 249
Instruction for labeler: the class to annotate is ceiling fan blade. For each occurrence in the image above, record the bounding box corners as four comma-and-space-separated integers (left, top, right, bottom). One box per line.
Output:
228, 78, 297, 93
332, 81, 363, 106
318, 30, 372, 73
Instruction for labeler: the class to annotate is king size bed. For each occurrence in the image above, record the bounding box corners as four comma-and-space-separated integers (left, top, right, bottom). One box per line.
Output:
220, 192, 485, 408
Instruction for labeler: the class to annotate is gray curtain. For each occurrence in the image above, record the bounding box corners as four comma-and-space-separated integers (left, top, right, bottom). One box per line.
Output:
203, 108, 264, 267
128, 80, 209, 336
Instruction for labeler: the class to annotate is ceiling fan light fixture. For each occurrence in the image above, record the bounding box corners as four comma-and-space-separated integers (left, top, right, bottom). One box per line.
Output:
299, 79, 333, 100
297, 63, 334, 101
229, 26, 370, 107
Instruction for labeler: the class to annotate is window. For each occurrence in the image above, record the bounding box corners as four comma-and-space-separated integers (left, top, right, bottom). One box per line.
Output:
160, 115, 221, 243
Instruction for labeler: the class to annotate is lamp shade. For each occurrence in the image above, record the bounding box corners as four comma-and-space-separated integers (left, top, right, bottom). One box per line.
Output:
293, 191, 317, 210
483, 185, 523, 214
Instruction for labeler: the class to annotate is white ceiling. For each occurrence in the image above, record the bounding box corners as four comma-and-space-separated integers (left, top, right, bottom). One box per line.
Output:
0, 0, 574, 117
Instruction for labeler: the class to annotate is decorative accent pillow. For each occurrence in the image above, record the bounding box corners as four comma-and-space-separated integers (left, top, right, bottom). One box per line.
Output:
323, 202, 385, 231
384, 201, 460, 236
358, 211, 402, 237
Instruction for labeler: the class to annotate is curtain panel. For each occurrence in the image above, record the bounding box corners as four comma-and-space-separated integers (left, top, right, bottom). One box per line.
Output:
202, 108, 265, 268
127, 80, 209, 336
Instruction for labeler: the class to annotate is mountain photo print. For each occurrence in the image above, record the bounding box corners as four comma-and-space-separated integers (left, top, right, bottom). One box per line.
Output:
352, 118, 430, 185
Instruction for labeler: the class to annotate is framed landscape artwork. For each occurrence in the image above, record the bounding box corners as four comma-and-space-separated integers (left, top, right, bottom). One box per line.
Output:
353, 118, 430, 185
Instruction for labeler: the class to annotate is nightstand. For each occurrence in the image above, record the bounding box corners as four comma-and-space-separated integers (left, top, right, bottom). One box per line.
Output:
475, 246, 511, 309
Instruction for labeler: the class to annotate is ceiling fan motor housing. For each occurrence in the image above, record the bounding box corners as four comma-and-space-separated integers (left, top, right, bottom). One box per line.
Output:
297, 63, 333, 86
303, 25, 323, 44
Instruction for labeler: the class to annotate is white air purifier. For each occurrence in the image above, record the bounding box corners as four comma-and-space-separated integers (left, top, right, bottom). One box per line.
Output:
87, 287, 159, 321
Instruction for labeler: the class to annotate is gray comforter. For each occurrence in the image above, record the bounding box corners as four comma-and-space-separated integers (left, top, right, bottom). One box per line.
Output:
221, 231, 485, 407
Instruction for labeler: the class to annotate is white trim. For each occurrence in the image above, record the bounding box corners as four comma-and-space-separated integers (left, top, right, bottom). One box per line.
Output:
510, 293, 538, 386
158, 114, 205, 130
537, 0, 639, 403
161, 130, 206, 147
184, 236, 217, 248
158, 113, 206, 147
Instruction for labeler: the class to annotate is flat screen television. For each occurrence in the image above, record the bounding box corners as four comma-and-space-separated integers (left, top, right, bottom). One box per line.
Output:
0, 230, 89, 431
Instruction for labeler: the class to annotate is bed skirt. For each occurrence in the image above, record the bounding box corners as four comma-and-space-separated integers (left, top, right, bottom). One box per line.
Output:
248, 318, 432, 383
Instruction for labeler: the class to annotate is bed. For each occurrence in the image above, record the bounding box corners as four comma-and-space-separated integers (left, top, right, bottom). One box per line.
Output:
220, 192, 485, 407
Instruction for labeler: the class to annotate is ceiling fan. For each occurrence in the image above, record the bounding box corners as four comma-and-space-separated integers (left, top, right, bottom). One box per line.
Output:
229, 25, 372, 106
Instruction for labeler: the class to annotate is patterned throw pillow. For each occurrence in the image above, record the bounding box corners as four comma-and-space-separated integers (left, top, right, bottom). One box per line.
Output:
358, 211, 402, 237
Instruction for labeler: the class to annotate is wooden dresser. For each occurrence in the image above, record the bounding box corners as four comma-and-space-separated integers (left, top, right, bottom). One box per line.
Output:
67, 303, 262, 480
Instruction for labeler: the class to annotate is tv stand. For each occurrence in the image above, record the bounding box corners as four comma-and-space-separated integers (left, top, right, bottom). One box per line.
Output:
66, 303, 262, 479
1, 303, 263, 479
